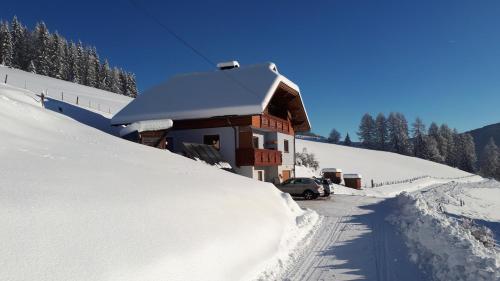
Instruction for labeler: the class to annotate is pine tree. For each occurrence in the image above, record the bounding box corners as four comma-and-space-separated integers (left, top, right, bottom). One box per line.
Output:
0, 21, 14, 66
439, 124, 454, 163
98, 59, 111, 90
344, 133, 352, 146
374, 113, 388, 150
76, 41, 85, 83
358, 113, 376, 148
109, 67, 121, 93
412, 117, 426, 158
387, 112, 411, 155
10, 16, 27, 69
48, 33, 65, 79
328, 128, 341, 144
119, 69, 129, 96
479, 138, 499, 179
453, 133, 477, 173
421, 135, 444, 162
33, 22, 51, 75
126, 72, 138, 98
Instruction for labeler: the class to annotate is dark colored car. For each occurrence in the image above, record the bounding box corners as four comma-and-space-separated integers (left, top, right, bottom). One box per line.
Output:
315, 178, 334, 197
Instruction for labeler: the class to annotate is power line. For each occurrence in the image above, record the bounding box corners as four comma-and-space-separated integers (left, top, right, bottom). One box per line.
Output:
129, 0, 216, 68
127, 0, 263, 99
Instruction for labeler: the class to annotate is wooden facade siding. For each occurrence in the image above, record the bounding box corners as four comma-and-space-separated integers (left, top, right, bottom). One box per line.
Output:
236, 148, 282, 167
171, 114, 295, 135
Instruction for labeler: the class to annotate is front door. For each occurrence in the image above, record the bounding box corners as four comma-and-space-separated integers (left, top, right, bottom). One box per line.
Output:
282, 170, 291, 182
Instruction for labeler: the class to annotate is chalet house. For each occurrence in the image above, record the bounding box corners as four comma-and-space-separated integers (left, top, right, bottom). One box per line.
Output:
111, 62, 311, 183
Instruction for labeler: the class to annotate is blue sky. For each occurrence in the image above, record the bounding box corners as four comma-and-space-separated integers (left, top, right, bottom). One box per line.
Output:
2, 0, 500, 139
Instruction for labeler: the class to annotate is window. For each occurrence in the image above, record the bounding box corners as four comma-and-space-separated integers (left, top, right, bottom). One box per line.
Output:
253, 136, 259, 149
284, 139, 289, 153
165, 137, 174, 152
203, 135, 220, 150
257, 171, 264, 181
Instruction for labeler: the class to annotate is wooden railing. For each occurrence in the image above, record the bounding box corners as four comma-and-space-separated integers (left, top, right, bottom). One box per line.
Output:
236, 148, 282, 166
259, 114, 293, 134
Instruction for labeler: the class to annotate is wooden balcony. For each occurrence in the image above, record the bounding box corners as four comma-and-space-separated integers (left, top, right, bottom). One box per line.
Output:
253, 114, 293, 135
236, 148, 282, 167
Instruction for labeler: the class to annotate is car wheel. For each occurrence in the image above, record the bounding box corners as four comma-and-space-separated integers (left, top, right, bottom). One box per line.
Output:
303, 190, 315, 200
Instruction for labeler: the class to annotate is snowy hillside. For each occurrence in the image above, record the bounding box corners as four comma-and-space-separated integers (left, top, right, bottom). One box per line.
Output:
0, 83, 318, 281
0, 66, 131, 114
297, 139, 473, 183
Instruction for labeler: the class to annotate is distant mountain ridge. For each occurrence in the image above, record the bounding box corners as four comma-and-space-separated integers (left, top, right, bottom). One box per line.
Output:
466, 122, 500, 158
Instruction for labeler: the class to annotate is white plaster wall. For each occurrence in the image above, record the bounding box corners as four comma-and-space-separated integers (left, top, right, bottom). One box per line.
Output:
277, 132, 295, 165
167, 127, 236, 167
252, 132, 265, 149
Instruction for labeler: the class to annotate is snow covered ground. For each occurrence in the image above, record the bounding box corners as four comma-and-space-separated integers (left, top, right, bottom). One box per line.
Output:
389, 180, 500, 281
0, 82, 319, 281
0, 66, 132, 115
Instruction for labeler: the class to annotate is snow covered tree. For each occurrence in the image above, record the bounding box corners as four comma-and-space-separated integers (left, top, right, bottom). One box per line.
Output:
344, 133, 352, 146
387, 112, 411, 155
421, 135, 444, 162
479, 138, 499, 179
109, 67, 121, 93
126, 72, 138, 98
33, 22, 51, 75
412, 117, 426, 158
358, 113, 376, 148
328, 128, 341, 144
453, 133, 477, 173
439, 124, 454, 163
10, 16, 28, 69
98, 59, 111, 90
48, 33, 65, 79
374, 113, 388, 150
0, 21, 14, 66
65, 42, 80, 83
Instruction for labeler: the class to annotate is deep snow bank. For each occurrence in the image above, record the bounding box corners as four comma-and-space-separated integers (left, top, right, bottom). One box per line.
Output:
389, 181, 500, 281
0, 83, 318, 281
296, 139, 471, 183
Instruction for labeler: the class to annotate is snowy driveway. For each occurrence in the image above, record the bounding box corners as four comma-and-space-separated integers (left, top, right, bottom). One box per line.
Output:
283, 195, 429, 281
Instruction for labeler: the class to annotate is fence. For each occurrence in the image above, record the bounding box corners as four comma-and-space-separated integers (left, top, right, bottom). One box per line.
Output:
1, 72, 124, 115
369, 174, 478, 188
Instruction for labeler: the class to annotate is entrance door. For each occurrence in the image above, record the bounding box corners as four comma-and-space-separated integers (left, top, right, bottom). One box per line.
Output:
282, 170, 291, 182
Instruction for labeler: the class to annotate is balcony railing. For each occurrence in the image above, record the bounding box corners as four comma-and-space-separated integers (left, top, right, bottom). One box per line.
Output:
259, 114, 292, 134
236, 148, 282, 166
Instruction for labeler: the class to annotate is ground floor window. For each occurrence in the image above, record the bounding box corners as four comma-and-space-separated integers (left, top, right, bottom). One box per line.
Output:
203, 134, 220, 150
257, 170, 264, 181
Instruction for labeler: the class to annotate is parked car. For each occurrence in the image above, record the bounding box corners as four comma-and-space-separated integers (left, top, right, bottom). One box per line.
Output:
276, 177, 325, 200
315, 178, 334, 197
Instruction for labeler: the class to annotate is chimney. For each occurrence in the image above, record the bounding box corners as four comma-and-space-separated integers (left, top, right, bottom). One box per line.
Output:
217, 61, 240, 70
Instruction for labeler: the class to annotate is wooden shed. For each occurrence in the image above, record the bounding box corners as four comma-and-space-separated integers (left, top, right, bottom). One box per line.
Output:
343, 173, 362, 189
321, 168, 343, 184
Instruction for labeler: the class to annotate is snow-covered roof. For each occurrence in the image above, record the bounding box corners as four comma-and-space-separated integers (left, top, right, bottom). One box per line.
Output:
321, 168, 342, 173
111, 63, 311, 131
119, 119, 173, 137
344, 173, 363, 179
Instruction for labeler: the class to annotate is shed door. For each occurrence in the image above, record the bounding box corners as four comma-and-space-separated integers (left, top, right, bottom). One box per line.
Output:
282, 170, 291, 181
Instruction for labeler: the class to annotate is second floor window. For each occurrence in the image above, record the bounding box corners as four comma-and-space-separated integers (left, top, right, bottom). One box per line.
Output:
284, 139, 289, 153
204, 135, 220, 150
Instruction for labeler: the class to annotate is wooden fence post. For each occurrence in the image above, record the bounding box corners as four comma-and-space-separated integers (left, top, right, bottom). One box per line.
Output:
76, 96, 79, 105
4, 74, 7, 83
61, 92, 64, 101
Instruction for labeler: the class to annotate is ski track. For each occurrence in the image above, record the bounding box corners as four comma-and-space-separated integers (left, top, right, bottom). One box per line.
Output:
282, 195, 429, 281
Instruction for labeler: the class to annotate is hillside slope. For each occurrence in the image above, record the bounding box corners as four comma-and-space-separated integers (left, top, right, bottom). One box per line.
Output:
0, 83, 318, 281
467, 122, 500, 159
0, 66, 132, 114
297, 139, 472, 184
